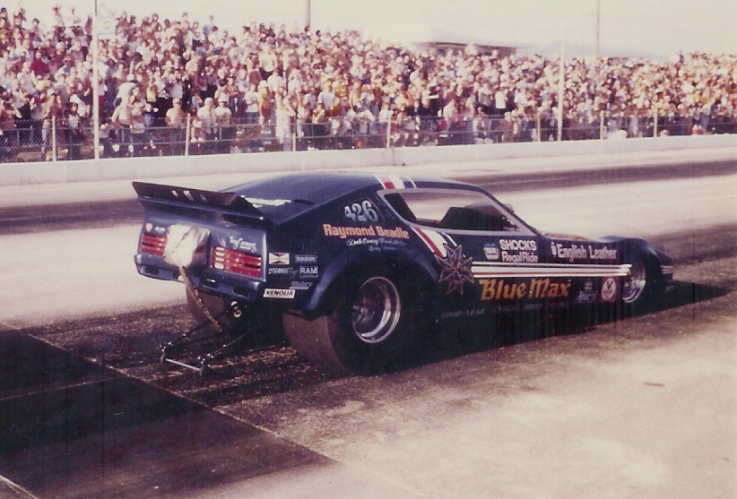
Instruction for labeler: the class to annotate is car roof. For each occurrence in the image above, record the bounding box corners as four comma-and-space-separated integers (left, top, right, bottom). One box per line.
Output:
224, 172, 483, 224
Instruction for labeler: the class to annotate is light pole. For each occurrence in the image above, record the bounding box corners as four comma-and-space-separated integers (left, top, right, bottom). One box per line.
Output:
557, 12, 565, 142
305, 0, 311, 30
595, 0, 600, 59
92, 0, 100, 159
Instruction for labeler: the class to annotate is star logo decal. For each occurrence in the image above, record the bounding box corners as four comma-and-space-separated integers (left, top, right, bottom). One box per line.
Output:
435, 244, 475, 295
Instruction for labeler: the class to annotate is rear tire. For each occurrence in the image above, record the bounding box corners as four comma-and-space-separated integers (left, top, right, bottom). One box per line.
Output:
283, 272, 426, 374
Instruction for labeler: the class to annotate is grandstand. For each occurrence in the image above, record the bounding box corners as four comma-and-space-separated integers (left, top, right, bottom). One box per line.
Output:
0, 4, 734, 162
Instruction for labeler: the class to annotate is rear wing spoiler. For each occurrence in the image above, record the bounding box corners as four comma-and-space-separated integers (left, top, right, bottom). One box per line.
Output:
132, 181, 265, 220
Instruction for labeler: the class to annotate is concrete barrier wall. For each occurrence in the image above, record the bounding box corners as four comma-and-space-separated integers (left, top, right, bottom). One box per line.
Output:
1, 134, 735, 186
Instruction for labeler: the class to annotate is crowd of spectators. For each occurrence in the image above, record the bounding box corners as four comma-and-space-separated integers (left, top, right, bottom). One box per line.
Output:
0, 4, 735, 160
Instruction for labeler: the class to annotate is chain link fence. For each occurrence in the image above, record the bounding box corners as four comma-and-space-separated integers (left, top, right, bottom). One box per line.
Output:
1, 110, 735, 163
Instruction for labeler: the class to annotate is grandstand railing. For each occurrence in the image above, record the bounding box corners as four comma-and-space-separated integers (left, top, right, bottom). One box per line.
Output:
1, 111, 734, 162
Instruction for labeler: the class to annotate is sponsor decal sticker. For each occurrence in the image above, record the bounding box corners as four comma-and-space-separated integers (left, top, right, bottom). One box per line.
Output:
576, 290, 599, 303
500, 239, 538, 252
347, 238, 380, 247
228, 236, 257, 253
299, 266, 319, 278
146, 224, 167, 234
264, 288, 296, 299
484, 243, 500, 260
499, 238, 539, 263
600, 277, 617, 302
290, 281, 313, 290
244, 197, 292, 207
268, 252, 290, 265
501, 251, 539, 263
479, 277, 571, 301
436, 244, 475, 295
551, 242, 618, 262
322, 224, 410, 240
295, 254, 318, 264
268, 267, 296, 276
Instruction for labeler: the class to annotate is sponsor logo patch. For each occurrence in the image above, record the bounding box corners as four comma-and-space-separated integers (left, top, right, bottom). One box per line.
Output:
290, 281, 313, 290
268, 252, 290, 265
295, 254, 318, 264
575, 290, 599, 303
268, 267, 296, 276
498, 239, 539, 263
264, 288, 296, 299
484, 243, 500, 260
600, 277, 617, 302
299, 266, 319, 278
551, 242, 618, 262
500, 239, 538, 252
479, 278, 571, 301
245, 197, 292, 207
322, 224, 410, 240
228, 236, 257, 253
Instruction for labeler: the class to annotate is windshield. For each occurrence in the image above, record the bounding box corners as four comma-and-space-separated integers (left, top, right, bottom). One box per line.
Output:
382, 188, 533, 235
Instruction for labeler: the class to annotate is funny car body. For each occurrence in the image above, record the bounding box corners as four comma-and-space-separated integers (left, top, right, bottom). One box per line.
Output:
133, 172, 674, 374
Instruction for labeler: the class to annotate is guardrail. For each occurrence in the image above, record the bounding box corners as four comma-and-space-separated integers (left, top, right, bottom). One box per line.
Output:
1, 110, 734, 163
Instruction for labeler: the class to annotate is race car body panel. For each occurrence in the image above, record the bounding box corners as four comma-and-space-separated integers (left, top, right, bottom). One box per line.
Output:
134, 172, 673, 372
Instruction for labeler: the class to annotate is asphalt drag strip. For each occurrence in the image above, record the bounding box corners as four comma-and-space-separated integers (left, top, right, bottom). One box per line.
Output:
0, 331, 329, 499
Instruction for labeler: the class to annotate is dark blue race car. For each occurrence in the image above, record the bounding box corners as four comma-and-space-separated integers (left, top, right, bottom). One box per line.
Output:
133, 172, 674, 374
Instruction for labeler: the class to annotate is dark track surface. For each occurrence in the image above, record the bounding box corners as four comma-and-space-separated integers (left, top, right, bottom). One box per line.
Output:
0, 332, 329, 499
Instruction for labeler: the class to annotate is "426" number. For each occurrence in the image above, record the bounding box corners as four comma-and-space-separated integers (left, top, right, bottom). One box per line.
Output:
344, 200, 380, 222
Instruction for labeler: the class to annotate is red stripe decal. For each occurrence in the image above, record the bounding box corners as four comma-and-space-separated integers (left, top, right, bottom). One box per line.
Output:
414, 228, 442, 256
380, 175, 395, 189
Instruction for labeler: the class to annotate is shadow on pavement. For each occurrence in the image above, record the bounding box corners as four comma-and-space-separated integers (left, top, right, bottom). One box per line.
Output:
14, 279, 730, 417
0, 332, 327, 498
393, 280, 731, 372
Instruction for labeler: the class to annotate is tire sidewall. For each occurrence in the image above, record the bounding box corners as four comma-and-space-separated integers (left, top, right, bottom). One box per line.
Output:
619, 257, 655, 315
326, 270, 425, 373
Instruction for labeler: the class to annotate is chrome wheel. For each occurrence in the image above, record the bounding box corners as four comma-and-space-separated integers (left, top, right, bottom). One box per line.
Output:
621, 261, 647, 304
350, 277, 402, 344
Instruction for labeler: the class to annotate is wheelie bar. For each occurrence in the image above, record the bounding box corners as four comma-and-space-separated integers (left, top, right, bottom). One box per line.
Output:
159, 301, 247, 377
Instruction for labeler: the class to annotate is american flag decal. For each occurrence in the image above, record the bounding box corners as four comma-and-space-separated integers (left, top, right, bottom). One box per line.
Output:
268, 252, 290, 265
375, 175, 417, 190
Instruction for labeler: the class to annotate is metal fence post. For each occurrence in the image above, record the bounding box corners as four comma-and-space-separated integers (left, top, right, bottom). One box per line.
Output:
292, 120, 297, 152
599, 111, 605, 139
185, 113, 190, 157
51, 115, 58, 162
385, 117, 391, 149
653, 108, 658, 138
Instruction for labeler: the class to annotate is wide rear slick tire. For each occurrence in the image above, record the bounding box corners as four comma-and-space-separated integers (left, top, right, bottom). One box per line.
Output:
283, 273, 425, 374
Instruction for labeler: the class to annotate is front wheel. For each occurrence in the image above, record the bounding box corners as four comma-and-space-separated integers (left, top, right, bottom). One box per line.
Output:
283, 273, 426, 374
619, 258, 656, 315
621, 260, 648, 304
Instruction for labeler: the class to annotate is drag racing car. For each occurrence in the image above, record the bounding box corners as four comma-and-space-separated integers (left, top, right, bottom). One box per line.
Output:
133, 172, 674, 374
